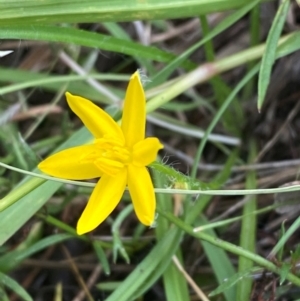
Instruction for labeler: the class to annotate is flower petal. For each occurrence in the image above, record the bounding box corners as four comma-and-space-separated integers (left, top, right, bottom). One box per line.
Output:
121, 71, 145, 147
77, 169, 127, 234
66, 92, 124, 142
132, 137, 163, 167
128, 165, 155, 226
38, 145, 101, 180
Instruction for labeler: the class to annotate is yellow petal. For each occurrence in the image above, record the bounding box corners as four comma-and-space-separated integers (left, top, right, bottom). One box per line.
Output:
38, 145, 101, 180
121, 71, 145, 147
66, 92, 124, 142
77, 169, 127, 235
128, 165, 155, 226
132, 137, 163, 167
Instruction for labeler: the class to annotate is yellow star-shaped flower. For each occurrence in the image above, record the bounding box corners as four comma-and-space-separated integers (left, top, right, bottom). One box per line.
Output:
38, 71, 163, 235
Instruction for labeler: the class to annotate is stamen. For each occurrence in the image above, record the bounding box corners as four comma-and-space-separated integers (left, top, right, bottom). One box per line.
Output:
87, 138, 132, 175
94, 157, 125, 176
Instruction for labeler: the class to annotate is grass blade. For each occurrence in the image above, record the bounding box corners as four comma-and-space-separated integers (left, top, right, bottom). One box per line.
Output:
0, 0, 250, 25
257, 0, 290, 111
0, 26, 191, 66
0, 272, 32, 301
236, 141, 257, 300
0, 234, 73, 272
154, 170, 190, 301
148, 0, 260, 88
197, 216, 236, 301
0, 127, 92, 245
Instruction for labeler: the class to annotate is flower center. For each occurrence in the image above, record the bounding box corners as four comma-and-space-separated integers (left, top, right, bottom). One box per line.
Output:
81, 138, 131, 176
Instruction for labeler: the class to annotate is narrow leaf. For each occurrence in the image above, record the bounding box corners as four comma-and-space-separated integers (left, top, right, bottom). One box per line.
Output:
148, 0, 260, 88
0, 26, 194, 68
0, 271, 32, 301
0, 234, 73, 272
209, 267, 261, 297
0, 127, 92, 245
0, 0, 250, 25
236, 141, 257, 301
257, 0, 290, 110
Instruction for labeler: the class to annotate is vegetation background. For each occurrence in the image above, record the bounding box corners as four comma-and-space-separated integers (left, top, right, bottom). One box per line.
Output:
1, 0, 300, 300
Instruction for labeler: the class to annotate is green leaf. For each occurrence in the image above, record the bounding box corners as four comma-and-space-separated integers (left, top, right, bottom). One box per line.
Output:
0, 234, 73, 272
209, 267, 261, 297
0, 26, 192, 67
190, 63, 260, 179
154, 170, 189, 301
0, 177, 46, 212
197, 216, 236, 301
0, 127, 92, 245
0, 0, 250, 25
148, 0, 260, 88
96, 282, 120, 291
291, 244, 300, 262
278, 221, 287, 262
15, 133, 40, 170
279, 262, 291, 285
277, 32, 300, 57
237, 141, 257, 301
257, 0, 290, 111
0, 67, 127, 104
103, 22, 155, 74
106, 227, 182, 301
269, 215, 300, 258
112, 205, 133, 264
93, 240, 111, 276
0, 271, 32, 301
158, 210, 300, 287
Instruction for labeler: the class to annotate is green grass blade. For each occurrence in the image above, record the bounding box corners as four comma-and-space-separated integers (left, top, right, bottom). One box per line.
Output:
148, 0, 260, 88
269, 215, 300, 258
200, 14, 242, 135
0, 271, 32, 301
0, 0, 250, 25
277, 32, 300, 57
0, 234, 73, 272
163, 253, 190, 301
209, 267, 261, 297
154, 170, 190, 301
242, 2, 260, 99
105, 227, 182, 301
197, 216, 236, 301
129, 234, 182, 300
187, 154, 238, 301
0, 177, 46, 212
0, 67, 127, 103
0, 127, 92, 245
190, 63, 260, 179
0, 26, 193, 67
236, 141, 257, 301
110, 170, 186, 301
92, 240, 111, 275
112, 205, 133, 263
103, 22, 155, 74
257, 0, 290, 111
157, 210, 300, 287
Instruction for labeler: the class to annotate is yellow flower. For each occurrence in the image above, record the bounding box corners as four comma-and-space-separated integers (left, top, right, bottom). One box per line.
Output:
38, 71, 163, 235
